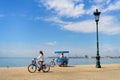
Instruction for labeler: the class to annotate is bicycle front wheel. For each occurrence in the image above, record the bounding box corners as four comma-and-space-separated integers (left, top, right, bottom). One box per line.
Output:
28, 64, 37, 73
42, 64, 50, 72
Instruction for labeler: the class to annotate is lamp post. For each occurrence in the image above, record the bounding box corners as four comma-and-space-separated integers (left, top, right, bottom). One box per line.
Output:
93, 9, 101, 68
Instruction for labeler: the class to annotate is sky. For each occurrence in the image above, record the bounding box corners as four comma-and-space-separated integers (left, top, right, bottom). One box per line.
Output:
0, 0, 120, 57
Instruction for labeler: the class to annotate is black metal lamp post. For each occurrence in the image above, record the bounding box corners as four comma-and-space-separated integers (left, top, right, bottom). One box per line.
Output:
93, 9, 101, 68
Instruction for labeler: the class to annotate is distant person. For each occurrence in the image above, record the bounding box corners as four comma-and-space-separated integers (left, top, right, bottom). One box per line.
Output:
37, 51, 44, 71
60, 53, 64, 58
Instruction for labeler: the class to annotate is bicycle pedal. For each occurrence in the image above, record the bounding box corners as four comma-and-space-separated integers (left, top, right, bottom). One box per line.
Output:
38, 68, 41, 71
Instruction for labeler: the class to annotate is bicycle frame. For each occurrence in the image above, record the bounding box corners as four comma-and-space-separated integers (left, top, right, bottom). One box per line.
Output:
32, 58, 40, 68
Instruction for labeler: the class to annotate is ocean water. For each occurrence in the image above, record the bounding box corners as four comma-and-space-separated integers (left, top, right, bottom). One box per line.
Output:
0, 57, 120, 67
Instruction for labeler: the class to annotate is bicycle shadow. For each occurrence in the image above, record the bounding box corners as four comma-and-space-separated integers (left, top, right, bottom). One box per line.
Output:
36, 71, 53, 73
58, 65, 75, 67
67, 65, 75, 67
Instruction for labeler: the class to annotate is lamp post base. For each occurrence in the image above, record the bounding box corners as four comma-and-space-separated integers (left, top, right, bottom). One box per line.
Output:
96, 56, 101, 68
96, 61, 101, 68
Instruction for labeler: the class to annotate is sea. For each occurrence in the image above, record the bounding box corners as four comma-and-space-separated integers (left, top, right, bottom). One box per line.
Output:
0, 57, 120, 67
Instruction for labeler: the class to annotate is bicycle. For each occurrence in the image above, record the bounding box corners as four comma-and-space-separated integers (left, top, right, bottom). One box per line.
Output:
28, 58, 50, 73
49, 59, 56, 67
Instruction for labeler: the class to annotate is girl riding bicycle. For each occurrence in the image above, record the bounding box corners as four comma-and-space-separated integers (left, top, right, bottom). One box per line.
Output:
28, 50, 50, 73
37, 51, 44, 71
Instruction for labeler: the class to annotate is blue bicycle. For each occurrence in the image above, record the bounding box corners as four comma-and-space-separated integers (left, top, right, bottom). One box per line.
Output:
28, 58, 50, 73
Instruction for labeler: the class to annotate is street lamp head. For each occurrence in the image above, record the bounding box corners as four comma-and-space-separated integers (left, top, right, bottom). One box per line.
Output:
94, 9, 101, 22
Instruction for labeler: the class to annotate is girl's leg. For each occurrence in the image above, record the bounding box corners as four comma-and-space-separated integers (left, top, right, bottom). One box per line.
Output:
38, 61, 41, 71
40, 61, 43, 69
38, 61, 43, 68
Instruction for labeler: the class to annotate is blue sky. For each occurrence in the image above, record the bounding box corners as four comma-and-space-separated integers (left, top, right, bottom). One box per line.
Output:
0, 0, 120, 57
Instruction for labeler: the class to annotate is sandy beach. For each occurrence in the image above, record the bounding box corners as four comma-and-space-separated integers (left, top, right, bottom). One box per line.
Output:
0, 64, 120, 80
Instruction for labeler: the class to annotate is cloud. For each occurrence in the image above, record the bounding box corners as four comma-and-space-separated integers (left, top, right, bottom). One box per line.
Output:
45, 15, 120, 35
67, 16, 120, 35
87, 0, 120, 14
91, 0, 111, 4
44, 17, 67, 25
86, 0, 112, 14
39, 0, 120, 35
62, 20, 95, 33
99, 16, 120, 35
39, 0, 120, 16
39, 0, 115, 17
45, 41, 57, 46
103, 0, 120, 12
39, 0, 85, 18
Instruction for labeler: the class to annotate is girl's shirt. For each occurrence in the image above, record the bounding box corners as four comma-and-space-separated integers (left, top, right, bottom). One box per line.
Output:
37, 55, 44, 61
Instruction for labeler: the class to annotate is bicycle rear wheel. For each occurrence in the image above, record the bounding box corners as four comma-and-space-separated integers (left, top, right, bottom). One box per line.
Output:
42, 64, 50, 72
28, 64, 37, 73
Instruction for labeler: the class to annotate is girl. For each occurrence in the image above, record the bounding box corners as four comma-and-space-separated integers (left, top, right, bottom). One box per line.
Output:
37, 51, 44, 71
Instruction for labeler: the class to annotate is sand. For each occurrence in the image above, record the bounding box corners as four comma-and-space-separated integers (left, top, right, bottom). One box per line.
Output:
0, 64, 120, 80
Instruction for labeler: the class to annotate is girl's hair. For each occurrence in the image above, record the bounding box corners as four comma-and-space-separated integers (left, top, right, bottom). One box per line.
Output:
40, 51, 44, 55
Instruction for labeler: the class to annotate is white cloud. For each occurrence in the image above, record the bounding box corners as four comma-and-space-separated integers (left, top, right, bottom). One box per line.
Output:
39, 0, 120, 16
46, 15, 120, 35
39, 0, 120, 17
44, 17, 67, 25
62, 20, 95, 33
39, 0, 120, 35
45, 41, 57, 46
106, 0, 111, 4
102, 0, 120, 12
86, 5, 101, 14
65, 16, 120, 35
86, 0, 111, 14
99, 16, 120, 35
40, 0, 85, 18
91, 0, 111, 4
